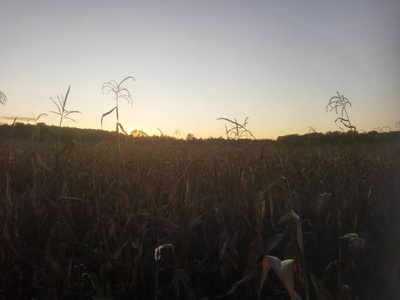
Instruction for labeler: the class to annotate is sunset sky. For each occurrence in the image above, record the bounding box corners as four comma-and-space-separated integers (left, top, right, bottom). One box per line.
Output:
1, 0, 399, 139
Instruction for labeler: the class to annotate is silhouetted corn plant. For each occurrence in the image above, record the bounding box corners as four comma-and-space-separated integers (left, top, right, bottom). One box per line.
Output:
28, 113, 48, 125
326, 92, 356, 132
101, 76, 135, 176
101, 76, 135, 134
49, 85, 81, 151
28, 113, 48, 142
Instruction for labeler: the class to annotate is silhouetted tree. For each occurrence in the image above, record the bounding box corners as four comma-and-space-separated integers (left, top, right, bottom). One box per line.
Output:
131, 129, 148, 137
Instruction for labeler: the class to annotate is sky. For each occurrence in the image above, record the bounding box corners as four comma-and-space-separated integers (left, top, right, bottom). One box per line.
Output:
1, 0, 399, 139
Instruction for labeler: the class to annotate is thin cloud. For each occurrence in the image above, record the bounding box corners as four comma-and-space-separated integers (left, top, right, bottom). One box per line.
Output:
1, 116, 30, 122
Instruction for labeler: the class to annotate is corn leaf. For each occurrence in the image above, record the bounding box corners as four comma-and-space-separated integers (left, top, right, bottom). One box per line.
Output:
101, 107, 116, 127
259, 255, 302, 300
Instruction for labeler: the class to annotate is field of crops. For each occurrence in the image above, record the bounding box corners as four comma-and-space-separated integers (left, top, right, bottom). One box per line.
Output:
1, 136, 399, 299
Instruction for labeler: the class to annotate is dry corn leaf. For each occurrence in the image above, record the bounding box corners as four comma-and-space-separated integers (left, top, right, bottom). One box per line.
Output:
348, 236, 365, 257
189, 211, 207, 227
218, 234, 229, 262
88, 272, 103, 297
154, 243, 174, 261
30, 151, 56, 177
117, 122, 127, 134
265, 232, 287, 254
277, 210, 304, 255
259, 255, 302, 300
253, 176, 284, 230
256, 176, 284, 203
227, 267, 258, 295
339, 233, 366, 262
56, 140, 76, 158
227, 276, 248, 295
338, 233, 359, 241
101, 107, 116, 127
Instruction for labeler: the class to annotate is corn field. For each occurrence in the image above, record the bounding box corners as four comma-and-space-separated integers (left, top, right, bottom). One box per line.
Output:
0, 136, 399, 299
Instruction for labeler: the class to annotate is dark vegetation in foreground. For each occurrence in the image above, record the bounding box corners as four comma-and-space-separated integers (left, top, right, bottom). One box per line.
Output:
0, 124, 399, 299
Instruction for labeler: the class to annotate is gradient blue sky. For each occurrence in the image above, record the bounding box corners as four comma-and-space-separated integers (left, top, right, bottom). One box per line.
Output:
1, 0, 399, 139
